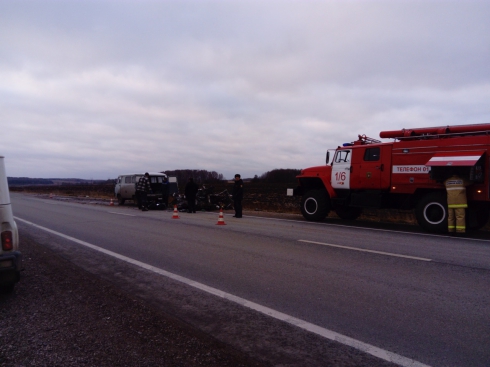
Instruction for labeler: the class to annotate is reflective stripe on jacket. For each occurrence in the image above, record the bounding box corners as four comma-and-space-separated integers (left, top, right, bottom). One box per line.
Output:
444, 176, 468, 209
136, 176, 151, 193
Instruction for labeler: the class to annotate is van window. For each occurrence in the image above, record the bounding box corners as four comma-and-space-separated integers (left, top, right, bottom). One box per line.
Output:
124, 176, 131, 184
150, 176, 164, 184
364, 147, 380, 161
133, 176, 139, 183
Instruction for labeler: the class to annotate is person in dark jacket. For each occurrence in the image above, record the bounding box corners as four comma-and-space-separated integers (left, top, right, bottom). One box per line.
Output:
136, 173, 152, 211
185, 177, 199, 213
232, 174, 244, 218
161, 176, 169, 208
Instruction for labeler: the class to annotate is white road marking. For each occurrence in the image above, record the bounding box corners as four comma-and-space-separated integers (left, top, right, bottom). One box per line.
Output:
299, 240, 432, 262
240, 214, 490, 243
108, 211, 136, 217
15, 216, 431, 367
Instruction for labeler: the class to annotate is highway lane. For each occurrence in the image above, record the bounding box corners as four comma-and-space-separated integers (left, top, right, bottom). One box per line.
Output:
11, 193, 490, 367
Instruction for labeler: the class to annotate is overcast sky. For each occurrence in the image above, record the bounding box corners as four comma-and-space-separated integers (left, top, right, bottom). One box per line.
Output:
2, 0, 489, 180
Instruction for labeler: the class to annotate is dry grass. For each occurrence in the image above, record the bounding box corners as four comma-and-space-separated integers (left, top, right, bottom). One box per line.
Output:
16, 182, 490, 230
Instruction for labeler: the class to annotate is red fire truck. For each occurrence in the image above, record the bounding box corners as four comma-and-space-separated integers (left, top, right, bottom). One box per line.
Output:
290, 123, 490, 232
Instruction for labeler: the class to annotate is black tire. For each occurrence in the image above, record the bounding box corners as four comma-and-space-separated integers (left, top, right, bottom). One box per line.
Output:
0, 284, 15, 294
467, 201, 490, 230
415, 192, 447, 233
300, 190, 330, 221
117, 195, 125, 205
0, 273, 18, 294
335, 206, 362, 220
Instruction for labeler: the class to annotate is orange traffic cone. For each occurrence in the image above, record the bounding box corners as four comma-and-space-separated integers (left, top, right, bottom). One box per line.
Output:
216, 208, 226, 225
172, 205, 180, 219
109, 199, 114, 206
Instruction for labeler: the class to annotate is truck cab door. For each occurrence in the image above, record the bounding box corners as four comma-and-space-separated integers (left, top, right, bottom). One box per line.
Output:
331, 149, 352, 189
353, 146, 391, 190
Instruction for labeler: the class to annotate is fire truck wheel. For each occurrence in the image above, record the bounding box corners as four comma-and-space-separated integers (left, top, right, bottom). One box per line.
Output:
415, 192, 447, 233
335, 206, 362, 220
301, 190, 329, 221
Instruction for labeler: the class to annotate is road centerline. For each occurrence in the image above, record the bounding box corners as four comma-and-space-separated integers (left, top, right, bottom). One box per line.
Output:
299, 239, 432, 262
108, 211, 137, 217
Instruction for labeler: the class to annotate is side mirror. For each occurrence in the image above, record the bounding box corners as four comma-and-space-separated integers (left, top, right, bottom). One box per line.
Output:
326, 151, 330, 165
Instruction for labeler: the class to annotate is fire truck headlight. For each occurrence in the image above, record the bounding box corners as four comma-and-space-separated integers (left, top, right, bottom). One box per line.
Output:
392, 186, 396, 190
477, 189, 482, 194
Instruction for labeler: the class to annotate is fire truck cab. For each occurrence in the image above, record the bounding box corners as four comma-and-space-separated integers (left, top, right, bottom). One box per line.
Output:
291, 123, 490, 233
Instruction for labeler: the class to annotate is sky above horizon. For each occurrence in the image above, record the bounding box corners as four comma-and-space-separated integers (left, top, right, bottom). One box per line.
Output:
2, 0, 490, 180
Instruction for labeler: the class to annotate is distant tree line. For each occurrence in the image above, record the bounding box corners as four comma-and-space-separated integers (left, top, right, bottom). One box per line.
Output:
7, 177, 114, 186
60, 179, 115, 185
163, 169, 224, 184
7, 177, 54, 186
256, 169, 301, 183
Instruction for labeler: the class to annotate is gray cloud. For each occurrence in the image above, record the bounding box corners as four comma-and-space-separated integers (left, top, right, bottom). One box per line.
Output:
1, 0, 490, 179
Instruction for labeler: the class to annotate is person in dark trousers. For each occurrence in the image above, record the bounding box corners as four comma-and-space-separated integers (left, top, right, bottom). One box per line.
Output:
161, 176, 169, 208
136, 172, 152, 211
232, 174, 244, 218
185, 177, 199, 213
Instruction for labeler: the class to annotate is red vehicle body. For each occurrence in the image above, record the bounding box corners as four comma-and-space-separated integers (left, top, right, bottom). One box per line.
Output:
291, 123, 490, 232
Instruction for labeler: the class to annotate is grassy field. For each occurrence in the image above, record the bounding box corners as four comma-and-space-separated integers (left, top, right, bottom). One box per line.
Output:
10, 181, 420, 226
12, 181, 490, 235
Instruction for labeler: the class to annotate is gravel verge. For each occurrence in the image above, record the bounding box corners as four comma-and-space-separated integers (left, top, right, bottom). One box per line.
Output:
0, 235, 266, 367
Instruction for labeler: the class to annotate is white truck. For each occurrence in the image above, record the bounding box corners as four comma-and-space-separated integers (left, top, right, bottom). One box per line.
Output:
0, 156, 21, 292
115, 172, 178, 207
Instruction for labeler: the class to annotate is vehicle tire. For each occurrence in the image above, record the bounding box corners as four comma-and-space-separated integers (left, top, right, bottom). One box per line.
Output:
415, 192, 447, 233
0, 283, 15, 294
335, 206, 362, 220
117, 195, 125, 205
0, 269, 19, 293
467, 201, 490, 230
300, 190, 330, 221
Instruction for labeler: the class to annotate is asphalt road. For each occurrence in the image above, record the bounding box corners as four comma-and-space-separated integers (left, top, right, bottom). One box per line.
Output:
11, 193, 490, 367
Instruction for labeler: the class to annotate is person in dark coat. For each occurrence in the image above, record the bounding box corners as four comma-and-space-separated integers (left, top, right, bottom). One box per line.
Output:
185, 177, 199, 213
161, 176, 169, 208
232, 174, 244, 218
136, 173, 152, 211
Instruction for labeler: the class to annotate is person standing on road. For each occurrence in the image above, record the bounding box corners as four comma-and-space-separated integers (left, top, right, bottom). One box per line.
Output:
161, 176, 169, 208
232, 174, 244, 218
136, 173, 152, 211
444, 173, 471, 234
185, 177, 199, 213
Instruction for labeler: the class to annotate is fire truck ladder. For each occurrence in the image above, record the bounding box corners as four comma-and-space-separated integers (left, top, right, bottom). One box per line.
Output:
358, 134, 381, 144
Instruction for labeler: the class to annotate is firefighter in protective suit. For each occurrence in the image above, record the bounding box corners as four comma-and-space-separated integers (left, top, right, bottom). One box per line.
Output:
444, 174, 471, 234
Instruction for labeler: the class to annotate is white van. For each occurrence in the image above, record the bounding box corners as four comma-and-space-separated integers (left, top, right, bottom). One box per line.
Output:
114, 172, 168, 206
0, 156, 21, 292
